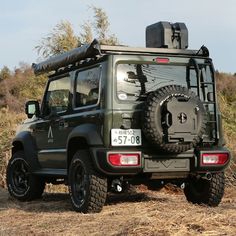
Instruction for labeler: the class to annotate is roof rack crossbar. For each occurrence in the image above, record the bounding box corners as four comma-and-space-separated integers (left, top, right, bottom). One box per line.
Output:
100, 45, 201, 56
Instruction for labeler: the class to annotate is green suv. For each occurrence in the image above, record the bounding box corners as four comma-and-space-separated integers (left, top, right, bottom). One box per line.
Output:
6, 22, 230, 213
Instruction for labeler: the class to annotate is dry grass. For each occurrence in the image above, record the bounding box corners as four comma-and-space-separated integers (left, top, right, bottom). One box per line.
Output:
0, 110, 25, 188
0, 185, 236, 236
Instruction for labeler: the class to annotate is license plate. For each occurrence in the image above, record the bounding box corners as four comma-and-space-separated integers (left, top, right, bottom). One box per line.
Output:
111, 129, 142, 146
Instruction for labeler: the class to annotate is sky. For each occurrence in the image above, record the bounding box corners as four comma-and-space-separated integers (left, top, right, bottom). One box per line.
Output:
0, 0, 235, 73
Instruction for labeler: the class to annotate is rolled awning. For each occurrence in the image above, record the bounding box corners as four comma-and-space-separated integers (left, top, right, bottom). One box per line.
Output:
32, 39, 101, 75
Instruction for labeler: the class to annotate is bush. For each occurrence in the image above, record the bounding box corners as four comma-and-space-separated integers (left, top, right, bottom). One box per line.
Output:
0, 64, 47, 112
0, 110, 25, 187
216, 73, 236, 184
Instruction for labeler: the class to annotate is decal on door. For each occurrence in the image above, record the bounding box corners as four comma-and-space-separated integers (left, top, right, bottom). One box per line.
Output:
48, 126, 54, 143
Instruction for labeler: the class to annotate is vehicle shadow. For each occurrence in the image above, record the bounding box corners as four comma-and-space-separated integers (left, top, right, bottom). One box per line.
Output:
4, 192, 72, 213
3, 188, 169, 213
106, 190, 167, 205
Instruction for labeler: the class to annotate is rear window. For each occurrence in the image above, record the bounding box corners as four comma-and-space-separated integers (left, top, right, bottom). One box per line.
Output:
116, 63, 190, 101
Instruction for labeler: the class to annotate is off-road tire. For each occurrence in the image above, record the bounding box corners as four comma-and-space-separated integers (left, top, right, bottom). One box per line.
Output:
68, 150, 107, 213
6, 151, 45, 201
143, 85, 206, 153
184, 172, 225, 206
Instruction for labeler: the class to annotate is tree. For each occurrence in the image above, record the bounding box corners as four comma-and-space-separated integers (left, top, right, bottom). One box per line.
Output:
92, 6, 119, 45
79, 21, 93, 44
0, 66, 11, 81
35, 6, 119, 58
35, 21, 79, 58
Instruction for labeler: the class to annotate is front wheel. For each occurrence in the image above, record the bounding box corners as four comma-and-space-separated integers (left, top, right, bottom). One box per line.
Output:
6, 151, 45, 201
68, 150, 107, 213
184, 172, 225, 206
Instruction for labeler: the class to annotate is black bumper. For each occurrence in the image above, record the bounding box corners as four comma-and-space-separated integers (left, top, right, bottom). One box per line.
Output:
90, 146, 230, 176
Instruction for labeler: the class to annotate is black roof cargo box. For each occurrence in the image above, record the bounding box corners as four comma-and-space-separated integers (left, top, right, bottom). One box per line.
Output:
146, 21, 188, 49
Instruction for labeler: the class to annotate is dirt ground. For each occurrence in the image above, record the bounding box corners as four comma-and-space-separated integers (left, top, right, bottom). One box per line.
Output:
0, 185, 236, 236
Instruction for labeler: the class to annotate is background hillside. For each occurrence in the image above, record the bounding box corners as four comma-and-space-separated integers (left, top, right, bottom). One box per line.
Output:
0, 65, 47, 186
0, 65, 236, 187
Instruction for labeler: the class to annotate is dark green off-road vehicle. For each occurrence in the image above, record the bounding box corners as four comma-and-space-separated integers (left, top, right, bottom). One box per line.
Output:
7, 22, 230, 213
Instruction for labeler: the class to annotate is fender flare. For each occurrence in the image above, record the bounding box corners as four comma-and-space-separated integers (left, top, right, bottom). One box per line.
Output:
67, 124, 103, 147
66, 124, 103, 170
12, 131, 40, 171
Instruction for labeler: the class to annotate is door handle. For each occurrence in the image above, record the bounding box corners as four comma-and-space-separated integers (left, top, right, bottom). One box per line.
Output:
58, 120, 68, 129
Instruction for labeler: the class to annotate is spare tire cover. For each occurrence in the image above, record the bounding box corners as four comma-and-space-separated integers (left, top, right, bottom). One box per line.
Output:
143, 85, 207, 153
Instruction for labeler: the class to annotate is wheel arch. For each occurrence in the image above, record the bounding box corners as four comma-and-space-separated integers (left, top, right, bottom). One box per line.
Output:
66, 124, 103, 170
12, 131, 40, 171
67, 137, 89, 170
12, 140, 24, 155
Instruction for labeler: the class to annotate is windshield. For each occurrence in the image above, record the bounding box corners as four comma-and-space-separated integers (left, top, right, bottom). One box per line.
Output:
116, 63, 214, 101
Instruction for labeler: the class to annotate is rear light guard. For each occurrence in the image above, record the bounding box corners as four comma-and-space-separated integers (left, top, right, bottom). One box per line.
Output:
200, 152, 229, 166
108, 152, 141, 167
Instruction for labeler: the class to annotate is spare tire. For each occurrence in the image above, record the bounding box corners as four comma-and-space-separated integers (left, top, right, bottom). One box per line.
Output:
143, 85, 207, 153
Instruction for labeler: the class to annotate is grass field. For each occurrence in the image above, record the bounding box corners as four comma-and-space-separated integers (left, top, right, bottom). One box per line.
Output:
0, 185, 236, 236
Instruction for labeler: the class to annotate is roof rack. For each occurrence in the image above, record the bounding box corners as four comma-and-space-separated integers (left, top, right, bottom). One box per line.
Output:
32, 39, 208, 75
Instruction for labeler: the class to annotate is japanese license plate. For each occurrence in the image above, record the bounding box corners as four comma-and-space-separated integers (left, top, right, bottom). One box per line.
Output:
111, 129, 142, 146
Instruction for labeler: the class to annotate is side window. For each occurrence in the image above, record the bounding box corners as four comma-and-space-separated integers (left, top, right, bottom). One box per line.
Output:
75, 66, 101, 108
44, 76, 70, 115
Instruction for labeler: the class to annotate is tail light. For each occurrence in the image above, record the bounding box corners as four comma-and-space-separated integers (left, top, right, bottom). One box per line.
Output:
201, 153, 229, 166
108, 153, 140, 166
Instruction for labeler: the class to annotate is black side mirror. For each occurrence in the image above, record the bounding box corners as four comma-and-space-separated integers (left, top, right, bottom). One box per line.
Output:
25, 101, 40, 118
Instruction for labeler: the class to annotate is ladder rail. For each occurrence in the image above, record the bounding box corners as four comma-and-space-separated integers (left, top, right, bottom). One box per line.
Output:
187, 58, 218, 143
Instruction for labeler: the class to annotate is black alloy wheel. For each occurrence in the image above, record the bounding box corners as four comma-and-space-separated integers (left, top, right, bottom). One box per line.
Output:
7, 151, 45, 201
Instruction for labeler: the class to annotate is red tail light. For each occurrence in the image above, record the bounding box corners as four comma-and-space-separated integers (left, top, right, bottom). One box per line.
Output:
108, 153, 140, 166
201, 153, 229, 166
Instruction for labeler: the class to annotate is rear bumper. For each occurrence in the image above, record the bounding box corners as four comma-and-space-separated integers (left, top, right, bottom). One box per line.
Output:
90, 146, 230, 177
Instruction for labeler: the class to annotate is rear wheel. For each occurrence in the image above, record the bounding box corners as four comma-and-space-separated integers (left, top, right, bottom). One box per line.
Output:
68, 150, 107, 213
184, 172, 225, 206
6, 151, 45, 201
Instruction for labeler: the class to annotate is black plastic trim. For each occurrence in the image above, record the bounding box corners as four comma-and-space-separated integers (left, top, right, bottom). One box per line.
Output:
12, 131, 41, 172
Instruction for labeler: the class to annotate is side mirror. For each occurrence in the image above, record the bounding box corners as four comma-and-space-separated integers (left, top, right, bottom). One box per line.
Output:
25, 101, 40, 118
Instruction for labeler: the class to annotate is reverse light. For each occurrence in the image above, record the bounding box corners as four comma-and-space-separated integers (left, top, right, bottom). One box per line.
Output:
201, 153, 229, 166
108, 153, 140, 166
